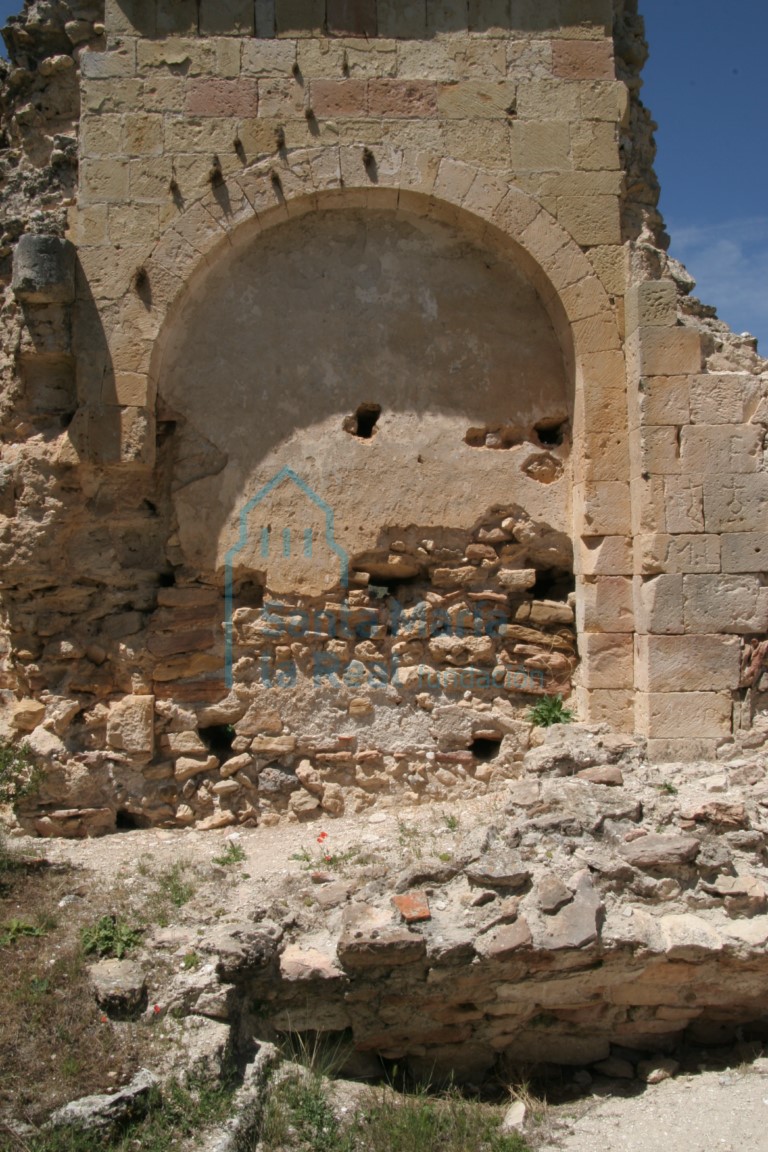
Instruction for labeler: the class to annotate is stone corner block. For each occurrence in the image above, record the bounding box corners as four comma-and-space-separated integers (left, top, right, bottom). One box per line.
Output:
624, 280, 678, 337
12, 235, 77, 305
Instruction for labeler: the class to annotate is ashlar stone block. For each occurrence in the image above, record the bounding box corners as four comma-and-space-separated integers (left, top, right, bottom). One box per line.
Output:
636, 692, 732, 740
683, 574, 768, 634
577, 576, 634, 633
635, 635, 740, 693
633, 574, 684, 636
579, 633, 633, 690
635, 533, 720, 576
625, 280, 678, 337
689, 373, 764, 425
12, 235, 76, 304
721, 533, 768, 574
679, 425, 762, 475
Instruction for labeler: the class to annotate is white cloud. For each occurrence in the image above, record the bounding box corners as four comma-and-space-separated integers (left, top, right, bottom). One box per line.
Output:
666, 216, 768, 352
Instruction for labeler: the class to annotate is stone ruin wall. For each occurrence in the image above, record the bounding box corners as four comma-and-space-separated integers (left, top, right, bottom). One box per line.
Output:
0, 0, 766, 836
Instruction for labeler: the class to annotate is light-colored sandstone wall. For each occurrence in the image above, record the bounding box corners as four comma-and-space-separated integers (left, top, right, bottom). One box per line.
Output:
0, 0, 765, 835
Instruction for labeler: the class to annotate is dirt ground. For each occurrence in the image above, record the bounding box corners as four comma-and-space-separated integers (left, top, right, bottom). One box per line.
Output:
5, 792, 768, 1148
540, 1061, 768, 1152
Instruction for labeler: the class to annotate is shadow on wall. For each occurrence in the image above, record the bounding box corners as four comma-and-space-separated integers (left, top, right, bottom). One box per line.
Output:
110, 0, 613, 40
154, 206, 574, 580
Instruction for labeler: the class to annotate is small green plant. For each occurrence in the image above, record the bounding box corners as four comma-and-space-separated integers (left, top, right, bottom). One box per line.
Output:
181, 951, 200, 971
259, 1074, 530, 1152
0, 918, 46, 947
657, 781, 678, 796
212, 840, 246, 866
292, 833, 359, 872
0, 736, 41, 808
24, 1075, 237, 1152
81, 914, 141, 960
527, 694, 575, 728
141, 859, 198, 927
442, 814, 459, 832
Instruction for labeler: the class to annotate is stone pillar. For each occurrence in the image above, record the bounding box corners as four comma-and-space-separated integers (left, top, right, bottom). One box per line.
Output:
626, 280, 758, 760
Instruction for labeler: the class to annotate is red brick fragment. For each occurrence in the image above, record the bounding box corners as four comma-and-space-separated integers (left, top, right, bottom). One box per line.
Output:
392, 891, 431, 924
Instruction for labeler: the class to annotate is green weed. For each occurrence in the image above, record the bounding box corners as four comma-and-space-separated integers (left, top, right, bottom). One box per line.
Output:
0, 918, 46, 947
527, 695, 574, 728
212, 841, 246, 866
21, 1075, 237, 1152
81, 915, 142, 960
0, 736, 42, 808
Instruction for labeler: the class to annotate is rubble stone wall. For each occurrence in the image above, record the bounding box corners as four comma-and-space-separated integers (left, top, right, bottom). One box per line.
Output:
0, 0, 766, 834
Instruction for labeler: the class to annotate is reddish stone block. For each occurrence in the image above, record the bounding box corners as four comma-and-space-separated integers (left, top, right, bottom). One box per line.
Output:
185, 78, 259, 117
368, 79, 438, 118
327, 0, 378, 36
310, 79, 368, 117
392, 891, 432, 923
552, 39, 615, 80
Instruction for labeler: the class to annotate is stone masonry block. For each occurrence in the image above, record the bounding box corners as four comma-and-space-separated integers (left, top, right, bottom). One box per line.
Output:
630, 476, 666, 535
571, 120, 619, 171
368, 80, 438, 117
636, 692, 732, 740
12, 235, 76, 304
310, 79, 367, 116
629, 376, 690, 430
469, 0, 513, 33
627, 327, 703, 378
437, 81, 518, 119
327, 0, 379, 36
664, 476, 704, 533
256, 0, 277, 36
200, 0, 255, 34
241, 39, 297, 76
106, 693, 155, 755
679, 425, 762, 475
574, 481, 631, 537
552, 39, 614, 80
689, 373, 764, 425
556, 194, 621, 246
511, 121, 571, 171
721, 533, 768, 574
577, 576, 634, 633
575, 535, 632, 576
579, 431, 630, 483
635, 635, 741, 693
378, 0, 427, 37
575, 382, 625, 437
426, 0, 469, 33
79, 157, 131, 203
684, 574, 768, 635
633, 574, 684, 636
625, 280, 678, 337
105, 0, 156, 36
635, 533, 720, 576
703, 473, 768, 533
157, 0, 198, 34
275, 0, 327, 35
80, 43, 137, 79
574, 687, 635, 733
646, 738, 722, 764
579, 633, 633, 690
184, 78, 259, 117
629, 427, 680, 476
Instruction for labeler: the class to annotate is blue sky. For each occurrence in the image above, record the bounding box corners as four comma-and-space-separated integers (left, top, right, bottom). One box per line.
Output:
1, 1, 765, 348
642, 1, 768, 350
